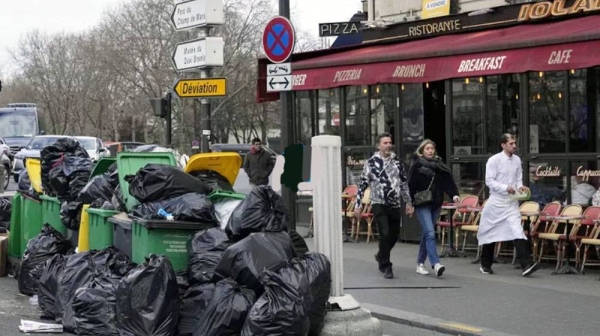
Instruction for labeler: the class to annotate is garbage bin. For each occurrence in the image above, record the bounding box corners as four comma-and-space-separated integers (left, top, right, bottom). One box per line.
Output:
109, 213, 132, 259
87, 208, 119, 251
115, 152, 177, 212
21, 193, 43, 251
40, 195, 66, 235
25, 158, 42, 194
8, 193, 23, 259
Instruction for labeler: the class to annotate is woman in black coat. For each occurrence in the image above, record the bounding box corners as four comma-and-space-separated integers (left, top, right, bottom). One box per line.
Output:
408, 139, 460, 277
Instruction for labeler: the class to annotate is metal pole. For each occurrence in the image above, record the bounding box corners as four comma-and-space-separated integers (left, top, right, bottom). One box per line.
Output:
165, 92, 172, 147
279, 0, 296, 231
199, 28, 211, 153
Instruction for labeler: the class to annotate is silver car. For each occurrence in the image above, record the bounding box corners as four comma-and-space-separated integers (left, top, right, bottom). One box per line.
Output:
75, 136, 108, 162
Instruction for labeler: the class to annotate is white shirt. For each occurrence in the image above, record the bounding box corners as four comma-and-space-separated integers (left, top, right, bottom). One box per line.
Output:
485, 151, 523, 197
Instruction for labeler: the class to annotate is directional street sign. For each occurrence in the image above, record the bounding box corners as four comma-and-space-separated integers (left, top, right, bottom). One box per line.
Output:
171, 0, 224, 31
172, 37, 224, 72
173, 78, 227, 98
262, 16, 295, 64
267, 75, 292, 92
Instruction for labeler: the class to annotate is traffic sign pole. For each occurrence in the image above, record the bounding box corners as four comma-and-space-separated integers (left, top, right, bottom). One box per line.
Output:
277, 0, 297, 232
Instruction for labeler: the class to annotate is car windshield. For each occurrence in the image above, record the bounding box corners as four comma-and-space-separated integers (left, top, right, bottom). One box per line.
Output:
26, 137, 65, 150
0, 112, 37, 137
76, 138, 96, 150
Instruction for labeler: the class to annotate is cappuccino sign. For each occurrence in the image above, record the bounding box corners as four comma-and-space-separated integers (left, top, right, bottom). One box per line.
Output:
576, 166, 600, 182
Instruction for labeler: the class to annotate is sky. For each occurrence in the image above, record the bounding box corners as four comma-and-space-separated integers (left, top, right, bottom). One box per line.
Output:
0, 0, 362, 74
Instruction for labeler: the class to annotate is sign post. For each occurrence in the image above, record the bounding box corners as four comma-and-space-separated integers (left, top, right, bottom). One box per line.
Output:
170, 0, 225, 153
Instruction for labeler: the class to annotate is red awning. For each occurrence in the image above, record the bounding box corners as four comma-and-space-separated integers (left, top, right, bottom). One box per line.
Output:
288, 15, 600, 91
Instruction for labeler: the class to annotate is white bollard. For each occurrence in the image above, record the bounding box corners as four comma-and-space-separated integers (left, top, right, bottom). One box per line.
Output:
299, 135, 382, 335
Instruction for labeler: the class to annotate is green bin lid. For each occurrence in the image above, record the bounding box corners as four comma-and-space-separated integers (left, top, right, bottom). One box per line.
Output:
208, 190, 246, 202
90, 157, 117, 178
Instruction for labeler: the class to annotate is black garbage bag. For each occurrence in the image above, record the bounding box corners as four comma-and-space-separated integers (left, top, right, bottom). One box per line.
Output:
241, 269, 310, 336
111, 185, 127, 212
189, 170, 234, 193
0, 198, 10, 222
63, 156, 94, 200
289, 230, 310, 256
125, 164, 211, 203
178, 283, 216, 336
49, 161, 69, 198
187, 228, 230, 256
38, 253, 70, 319
72, 283, 118, 336
226, 186, 288, 242
41, 138, 89, 195
60, 201, 83, 230
116, 254, 180, 336
188, 251, 225, 286
77, 174, 116, 204
194, 278, 256, 336
132, 192, 218, 224
18, 169, 31, 191
59, 247, 132, 333
213, 232, 296, 296
18, 224, 72, 296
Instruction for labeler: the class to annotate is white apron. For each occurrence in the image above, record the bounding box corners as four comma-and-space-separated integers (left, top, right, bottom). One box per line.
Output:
477, 195, 526, 245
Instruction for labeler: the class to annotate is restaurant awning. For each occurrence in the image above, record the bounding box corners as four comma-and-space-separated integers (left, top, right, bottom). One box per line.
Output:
257, 15, 600, 101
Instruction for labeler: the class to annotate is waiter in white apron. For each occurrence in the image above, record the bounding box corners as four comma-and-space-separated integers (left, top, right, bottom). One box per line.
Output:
478, 134, 540, 277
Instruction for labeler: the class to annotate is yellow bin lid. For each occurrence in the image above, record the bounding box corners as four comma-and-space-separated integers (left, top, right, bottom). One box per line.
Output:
25, 158, 42, 193
184, 152, 242, 186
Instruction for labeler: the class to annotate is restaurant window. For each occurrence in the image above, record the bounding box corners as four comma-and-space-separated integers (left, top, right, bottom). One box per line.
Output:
451, 162, 487, 199
370, 84, 397, 145
345, 151, 374, 186
452, 77, 484, 155
317, 89, 340, 136
570, 160, 600, 206
529, 160, 568, 207
294, 91, 313, 145
345, 85, 370, 146
569, 69, 598, 153
400, 83, 424, 166
529, 71, 566, 154
486, 75, 520, 154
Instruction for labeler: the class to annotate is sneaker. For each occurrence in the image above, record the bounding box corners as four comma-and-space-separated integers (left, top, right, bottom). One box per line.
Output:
480, 266, 494, 275
434, 263, 446, 277
384, 266, 394, 279
416, 264, 430, 275
375, 253, 385, 273
522, 262, 540, 277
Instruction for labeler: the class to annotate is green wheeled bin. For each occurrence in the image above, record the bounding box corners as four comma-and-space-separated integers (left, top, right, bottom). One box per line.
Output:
21, 194, 44, 249
8, 193, 23, 260
87, 208, 119, 250
40, 195, 66, 236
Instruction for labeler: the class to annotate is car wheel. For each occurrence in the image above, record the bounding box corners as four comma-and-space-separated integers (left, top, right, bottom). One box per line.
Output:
4, 165, 10, 190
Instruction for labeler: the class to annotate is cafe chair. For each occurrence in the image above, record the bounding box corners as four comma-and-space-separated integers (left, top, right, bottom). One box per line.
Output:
529, 201, 562, 260
579, 210, 600, 273
537, 204, 583, 271
460, 199, 488, 256
354, 188, 375, 243
437, 195, 479, 255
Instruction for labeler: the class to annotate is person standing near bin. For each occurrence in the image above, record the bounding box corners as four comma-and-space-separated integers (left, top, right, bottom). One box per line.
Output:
478, 133, 540, 276
408, 139, 460, 277
244, 138, 275, 189
354, 133, 414, 279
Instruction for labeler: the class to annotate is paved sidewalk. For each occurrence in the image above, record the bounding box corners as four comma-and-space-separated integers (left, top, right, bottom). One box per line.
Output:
301, 227, 600, 336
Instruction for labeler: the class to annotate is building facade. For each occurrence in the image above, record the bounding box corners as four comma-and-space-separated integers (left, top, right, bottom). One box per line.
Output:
258, 0, 600, 239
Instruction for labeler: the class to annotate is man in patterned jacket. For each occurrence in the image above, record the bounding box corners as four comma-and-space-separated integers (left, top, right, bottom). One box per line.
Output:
354, 133, 414, 279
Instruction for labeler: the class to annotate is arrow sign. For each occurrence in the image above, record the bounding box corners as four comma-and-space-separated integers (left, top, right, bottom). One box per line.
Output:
173, 78, 227, 98
172, 37, 224, 71
171, 0, 224, 31
266, 75, 292, 92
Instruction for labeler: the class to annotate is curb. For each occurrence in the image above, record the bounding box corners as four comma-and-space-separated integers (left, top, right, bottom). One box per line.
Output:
362, 303, 520, 336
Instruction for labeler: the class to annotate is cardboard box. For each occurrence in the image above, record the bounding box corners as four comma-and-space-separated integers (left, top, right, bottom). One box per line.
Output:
0, 234, 8, 277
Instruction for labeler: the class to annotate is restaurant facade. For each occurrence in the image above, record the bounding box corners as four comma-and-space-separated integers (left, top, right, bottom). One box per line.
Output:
257, 0, 600, 240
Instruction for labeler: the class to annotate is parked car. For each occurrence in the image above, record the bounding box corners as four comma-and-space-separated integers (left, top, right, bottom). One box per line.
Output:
75, 136, 109, 161
0, 136, 12, 190
105, 141, 145, 156
210, 143, 277, 167
12, 135, 76, 182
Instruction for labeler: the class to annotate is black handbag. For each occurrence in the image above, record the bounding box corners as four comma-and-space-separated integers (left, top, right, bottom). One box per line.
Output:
414, 175, 435, 206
